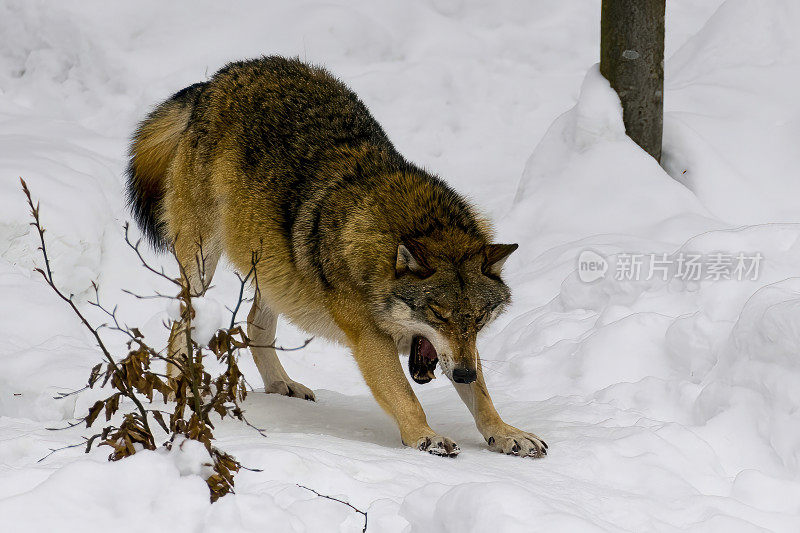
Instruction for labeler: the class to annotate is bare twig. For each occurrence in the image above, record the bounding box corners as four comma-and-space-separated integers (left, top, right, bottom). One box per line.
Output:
249, 338, 314, 352
123, 223, 180, 287
21, 178, 154, 444
298, 485, 368, 533
240, 412, 268, 439
121, 289, 176, 300
37, 439, 87, 463
87, 284, 189, 380
45, 418, 86, 431
228, 250, 260, 330
238, 464, 264, 473
53, 385, 89, 400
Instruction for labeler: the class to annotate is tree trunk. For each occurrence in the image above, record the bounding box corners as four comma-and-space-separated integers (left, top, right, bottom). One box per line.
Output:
600, 0, 665, 162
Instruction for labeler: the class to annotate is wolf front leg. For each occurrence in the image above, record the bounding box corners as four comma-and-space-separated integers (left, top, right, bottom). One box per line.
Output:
350, 326, 459, 457
452, 356, 547, 458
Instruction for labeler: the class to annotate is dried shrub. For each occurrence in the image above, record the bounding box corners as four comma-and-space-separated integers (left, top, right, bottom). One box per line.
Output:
22, 178, 262, 501
23, 178, 368, 527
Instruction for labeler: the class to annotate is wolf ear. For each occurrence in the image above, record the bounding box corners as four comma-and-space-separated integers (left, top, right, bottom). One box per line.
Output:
396, 240, 433, 278
483, 243, 518, 277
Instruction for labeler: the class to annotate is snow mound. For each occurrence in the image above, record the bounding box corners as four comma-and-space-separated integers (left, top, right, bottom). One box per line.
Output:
0, 448, 362, 533
511, 65, 715, 252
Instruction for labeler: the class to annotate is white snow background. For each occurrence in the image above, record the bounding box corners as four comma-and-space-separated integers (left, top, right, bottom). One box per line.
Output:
2, 0, 800, 531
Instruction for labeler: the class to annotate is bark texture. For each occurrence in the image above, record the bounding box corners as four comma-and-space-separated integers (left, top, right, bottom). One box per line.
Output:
600, 0, 665, 162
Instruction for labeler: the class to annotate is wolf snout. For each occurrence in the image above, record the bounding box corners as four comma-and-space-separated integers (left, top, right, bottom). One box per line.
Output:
452, 367, 477, 384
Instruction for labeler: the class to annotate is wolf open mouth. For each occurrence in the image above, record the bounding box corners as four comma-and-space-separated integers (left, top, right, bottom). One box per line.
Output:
409, 335, 438, 384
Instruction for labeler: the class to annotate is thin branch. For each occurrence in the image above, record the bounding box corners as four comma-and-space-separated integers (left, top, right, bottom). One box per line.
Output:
87, 285, 184, 376
21, 179, 154, 444
121, 289, 176, 300
298, 485, 368, 533
241, 374, 257, 392
194, 234, 207, 290
123, 223, 181, 287
237, 464, 264, 473
45, 418, 86, 431
151, 353, 190, 374
37, 439, 87, 463
240, 411, 268, 439
249, 338, 314, 352
53, 385, 89, 400
21, 178, 53, 281
228, 250, 260, 330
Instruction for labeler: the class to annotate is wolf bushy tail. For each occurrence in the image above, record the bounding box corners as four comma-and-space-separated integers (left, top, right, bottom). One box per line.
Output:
126, 82, 206, 250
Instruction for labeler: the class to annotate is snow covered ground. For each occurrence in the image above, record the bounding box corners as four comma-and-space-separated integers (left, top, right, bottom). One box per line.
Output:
2, 0, 800, 531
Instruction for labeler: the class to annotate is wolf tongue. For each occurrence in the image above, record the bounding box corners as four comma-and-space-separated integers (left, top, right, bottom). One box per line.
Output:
409, 336, 438, 384
418, 336, 437, 361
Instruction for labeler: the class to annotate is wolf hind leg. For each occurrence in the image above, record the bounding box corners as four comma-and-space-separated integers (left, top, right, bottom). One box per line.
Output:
166, 234, 221, 379
247, 293, 315, 401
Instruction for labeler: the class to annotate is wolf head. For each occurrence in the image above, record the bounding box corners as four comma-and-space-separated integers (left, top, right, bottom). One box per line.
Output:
380, 237, 517, 384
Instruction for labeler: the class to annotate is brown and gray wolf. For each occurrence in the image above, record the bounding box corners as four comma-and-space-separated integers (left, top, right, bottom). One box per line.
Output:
126, 56, 546, 458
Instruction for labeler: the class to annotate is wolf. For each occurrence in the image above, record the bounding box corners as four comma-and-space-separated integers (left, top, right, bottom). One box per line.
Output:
126, 56, 546, 458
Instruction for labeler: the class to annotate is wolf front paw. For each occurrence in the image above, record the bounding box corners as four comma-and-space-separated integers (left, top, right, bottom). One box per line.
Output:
486, 426, 547, 458
414, 435, 460, 457
265, 379, 316, 401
